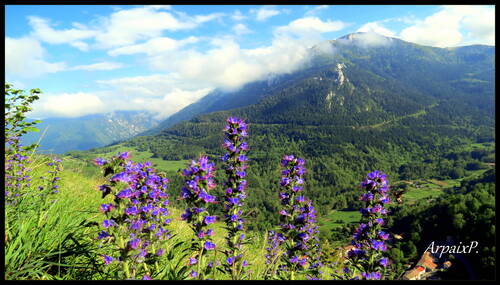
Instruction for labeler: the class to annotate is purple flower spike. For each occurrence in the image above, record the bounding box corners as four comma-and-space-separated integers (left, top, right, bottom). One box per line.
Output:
180, 155, 218, 279
345, 170, 392, 280
221, 117, 251, 277
277, 155, 322, 279
93, 151, 171, 279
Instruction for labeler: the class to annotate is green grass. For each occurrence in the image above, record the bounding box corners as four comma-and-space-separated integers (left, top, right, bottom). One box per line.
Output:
5, 155, 105, 280
319, 210, 361, 233
8, 154, 339, 280
404, 187, 442, 201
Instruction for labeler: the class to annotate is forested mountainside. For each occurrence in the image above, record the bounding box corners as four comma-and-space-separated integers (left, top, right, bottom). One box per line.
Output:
70, 33, 495, 230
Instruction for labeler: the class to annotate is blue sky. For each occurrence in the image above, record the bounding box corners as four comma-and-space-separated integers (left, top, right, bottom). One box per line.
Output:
5, 5, 495, 119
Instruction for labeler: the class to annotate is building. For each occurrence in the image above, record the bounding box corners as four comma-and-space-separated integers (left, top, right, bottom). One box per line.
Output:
417, 251, 438, 271
403, 266, 425, 280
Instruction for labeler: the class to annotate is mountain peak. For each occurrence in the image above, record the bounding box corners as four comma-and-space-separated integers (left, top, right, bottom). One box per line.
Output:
337, 31, 391, 41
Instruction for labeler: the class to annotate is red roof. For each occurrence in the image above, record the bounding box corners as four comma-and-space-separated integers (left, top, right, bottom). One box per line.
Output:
403, 266, 425, 280
417, 252, 438, 270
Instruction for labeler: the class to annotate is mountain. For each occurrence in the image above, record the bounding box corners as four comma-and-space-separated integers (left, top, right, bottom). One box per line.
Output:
75, 33, 495, 230
144, 32, 494, 136
23, 110, 160, 154
141, 72, 309, 135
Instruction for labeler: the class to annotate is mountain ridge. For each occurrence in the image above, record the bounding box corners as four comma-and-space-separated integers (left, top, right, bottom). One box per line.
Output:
23, 110, 160, 154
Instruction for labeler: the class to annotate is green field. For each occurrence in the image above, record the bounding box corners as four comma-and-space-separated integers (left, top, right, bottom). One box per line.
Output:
319, 210, 362, 233
318, 166, 494, 237
66, 144, 189, 173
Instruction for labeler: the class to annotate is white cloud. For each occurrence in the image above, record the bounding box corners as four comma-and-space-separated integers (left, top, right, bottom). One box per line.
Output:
31, 92, 106, 118
94, 6, 222, 48
70, 61, 124, 71
357, 22, 395, 38
148, 5, 172, 10
400, 5, 495, 47
192, 13, 225, 24
5, 37, 66, 78
458, 5, 495, 45
28, 16, 97, 51
108, 36, 199, 56
96, 74, 213, 119
275, 17, 347, 38
231, 10, 247, 21
233, 23, 252, 35
142, 17, 347, 91
305, 5, 329, 16
21, 6, 224, 52
252, 6, 281, 21
143, 39, 309, 90
341, 32, 394, 48
150, 88, 214, 119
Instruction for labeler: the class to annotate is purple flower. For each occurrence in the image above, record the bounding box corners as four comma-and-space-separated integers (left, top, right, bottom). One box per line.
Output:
100, 203, 114, 213
204, 216, 217, 225
128, 238, 141, 249
204, 241, 216, 250
94, 158, 107, 166
118, 152, 130, 160
189, 257, 198, 265
116, 188, 133, 199
378, 231, 390, 240
103, 255, 113, 265
379, 257, 389, 267
360, 192, 374, 201
111, 172, 133, 183
379, 195, 390, 204
371, 240, 387, 251
130, 219, 146, 230
181, 208, 193, 220
347, 248, 366, 258
227, 256, 236, 265
102, 219, 115, 228
362, 272, 382, 280
142, 275, 151, 280
125, 206, 139, 216
97, 231, 110, 239
199, 191, 216, 203
240, 142, 249, 151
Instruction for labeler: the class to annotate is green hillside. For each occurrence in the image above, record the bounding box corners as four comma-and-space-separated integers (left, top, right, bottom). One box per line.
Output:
74, 35, 495, 232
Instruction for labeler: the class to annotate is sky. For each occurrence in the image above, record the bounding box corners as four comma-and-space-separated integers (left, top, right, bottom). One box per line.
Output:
5, 5, 495, 120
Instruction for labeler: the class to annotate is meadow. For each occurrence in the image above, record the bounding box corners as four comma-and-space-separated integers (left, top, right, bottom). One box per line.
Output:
7, 149, 483, 280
